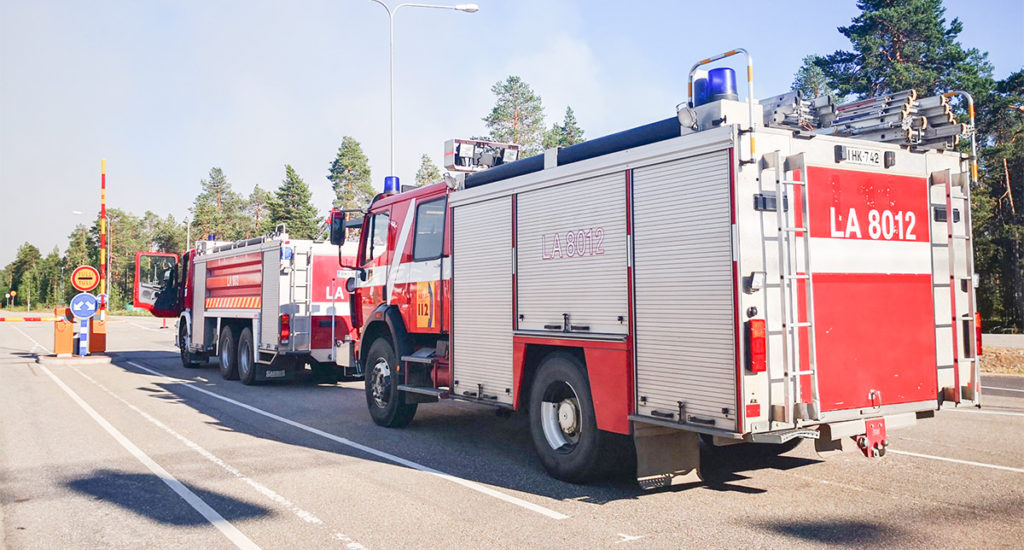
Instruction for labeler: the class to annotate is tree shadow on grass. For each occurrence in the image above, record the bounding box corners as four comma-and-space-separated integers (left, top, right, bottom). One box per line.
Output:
65, 469, 271, 526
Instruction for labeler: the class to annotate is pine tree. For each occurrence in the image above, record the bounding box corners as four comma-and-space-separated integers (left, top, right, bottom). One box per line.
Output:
975, 70, 1024, 328
818, 0, 993, 99
245, 185, 277, 237
414, 154, 442, 187
328, 137, 376, 210
792, 55, 838, 100
270, 165, 321, 239
483, 76, 546, 156
190, 167, 246, 241
543, 106, 585, 149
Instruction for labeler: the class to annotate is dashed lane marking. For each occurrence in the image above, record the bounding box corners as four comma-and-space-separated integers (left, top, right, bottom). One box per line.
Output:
73, 368, 366, 549
38, 364, 260, 550
8, 324, 50, 354
889, 449, 1024, 474
126, 360, 570, 520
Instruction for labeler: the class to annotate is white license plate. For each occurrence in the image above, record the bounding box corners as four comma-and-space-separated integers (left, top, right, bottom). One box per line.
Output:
838, 146, 882, 167
265, 369, 286, 378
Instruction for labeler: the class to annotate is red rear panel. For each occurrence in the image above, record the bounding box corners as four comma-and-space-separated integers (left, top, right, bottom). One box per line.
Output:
804, 167, 937, 411
310, 253, 356, 349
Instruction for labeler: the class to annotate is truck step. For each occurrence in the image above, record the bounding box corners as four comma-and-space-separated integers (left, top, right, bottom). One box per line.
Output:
750, 428, 819, 444
397, 385, 447, 397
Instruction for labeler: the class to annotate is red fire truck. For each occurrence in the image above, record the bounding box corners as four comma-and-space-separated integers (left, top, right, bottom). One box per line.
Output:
134, 229, 361, 384
332, 49, 983, 484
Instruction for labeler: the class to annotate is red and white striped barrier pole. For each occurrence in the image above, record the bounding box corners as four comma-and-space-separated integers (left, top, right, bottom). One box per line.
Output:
0, 317, 61, 322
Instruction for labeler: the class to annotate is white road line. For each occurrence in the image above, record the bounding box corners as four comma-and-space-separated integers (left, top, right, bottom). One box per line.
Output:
889, 449, 1024, 474
941, 408, 1024, 418
73, 368, 366, 550
127, 360, 570, 521
38, 364, 260, 550
982, 385, 1024, 393
9, 324, 51, 354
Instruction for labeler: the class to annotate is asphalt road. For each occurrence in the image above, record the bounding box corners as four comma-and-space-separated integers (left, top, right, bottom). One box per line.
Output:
2, 316, 1023, 549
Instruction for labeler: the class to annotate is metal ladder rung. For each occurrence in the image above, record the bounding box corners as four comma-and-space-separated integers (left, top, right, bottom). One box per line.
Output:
786, 322, 813, 328
792, 370, 816, 376
950, 193, 968, 200
784, 274, 810, 280
783, 227, 808, 233
952, 235, 970, 240
781, 179, 804, 186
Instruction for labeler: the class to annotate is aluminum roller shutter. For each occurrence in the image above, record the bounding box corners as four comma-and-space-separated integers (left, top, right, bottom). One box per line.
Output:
192, 260, 207, 346
516, 172, 628, 335
632, 150, 736, 429
452, 196, 514, 404
261, 249, 281, 349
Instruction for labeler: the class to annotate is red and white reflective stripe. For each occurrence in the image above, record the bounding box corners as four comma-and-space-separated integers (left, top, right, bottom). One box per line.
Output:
386, 199, 418, 305
205, 297, 262, 309
0, 317, 60, 322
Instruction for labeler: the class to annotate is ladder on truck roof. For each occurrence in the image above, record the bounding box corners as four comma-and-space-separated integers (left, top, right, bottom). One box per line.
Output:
767, 151, 822, 424
931, 168, 980, 404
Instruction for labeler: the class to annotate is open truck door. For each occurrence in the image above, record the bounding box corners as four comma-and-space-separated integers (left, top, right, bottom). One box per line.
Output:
133, 251, 183, 317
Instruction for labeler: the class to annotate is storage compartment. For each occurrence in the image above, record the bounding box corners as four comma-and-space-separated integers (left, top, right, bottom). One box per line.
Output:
516, 172, 628, 335
632, 150, 737, 430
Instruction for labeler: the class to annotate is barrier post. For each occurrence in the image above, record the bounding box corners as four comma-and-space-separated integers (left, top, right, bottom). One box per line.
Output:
53, 307, 74, 357
89, 317, 107, 353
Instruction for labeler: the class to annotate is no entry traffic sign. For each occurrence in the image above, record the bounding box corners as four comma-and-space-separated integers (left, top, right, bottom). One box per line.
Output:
71, 265, 100, 292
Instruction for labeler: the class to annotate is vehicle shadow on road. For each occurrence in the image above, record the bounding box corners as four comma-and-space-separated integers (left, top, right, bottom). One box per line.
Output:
110, 354, 826, 508
757, 519, 900, 545
64, 468, 272, 525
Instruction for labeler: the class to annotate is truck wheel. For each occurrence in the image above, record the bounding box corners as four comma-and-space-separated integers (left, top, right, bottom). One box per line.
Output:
237, 327, 256, 385
528, 352, 607, 483
179, 321, 200, 368
364, 338, 417, 428
218, 326, 239, 380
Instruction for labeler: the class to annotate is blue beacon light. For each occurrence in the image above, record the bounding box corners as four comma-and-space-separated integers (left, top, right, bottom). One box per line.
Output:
384, 176, 400, 194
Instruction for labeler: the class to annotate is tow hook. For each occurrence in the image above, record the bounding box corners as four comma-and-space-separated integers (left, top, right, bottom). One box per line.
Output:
856, 418, 888, 458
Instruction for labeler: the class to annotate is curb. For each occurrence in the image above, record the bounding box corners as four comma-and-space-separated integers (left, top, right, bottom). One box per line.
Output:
35, 355, 113, 367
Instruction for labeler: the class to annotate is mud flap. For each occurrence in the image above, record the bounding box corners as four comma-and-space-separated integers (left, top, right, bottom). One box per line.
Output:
814, 423, 853, 457
634, 423, 702, 489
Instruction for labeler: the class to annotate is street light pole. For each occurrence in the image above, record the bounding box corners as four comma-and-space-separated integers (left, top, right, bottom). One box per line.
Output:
367, 1, 478, 188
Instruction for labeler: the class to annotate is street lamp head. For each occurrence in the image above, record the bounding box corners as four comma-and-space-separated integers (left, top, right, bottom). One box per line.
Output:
455, 3, 479, 12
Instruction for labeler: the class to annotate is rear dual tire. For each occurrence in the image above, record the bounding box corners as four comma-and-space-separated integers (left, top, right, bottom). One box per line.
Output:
218, 327, 239, 380
528, 353, 625, 483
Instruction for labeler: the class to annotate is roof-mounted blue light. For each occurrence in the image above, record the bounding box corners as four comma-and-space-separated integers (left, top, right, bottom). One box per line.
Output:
707, 67, 738, 102
384, 176, 400, 194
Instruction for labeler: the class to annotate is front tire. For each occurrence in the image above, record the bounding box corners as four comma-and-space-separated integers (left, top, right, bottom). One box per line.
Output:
179, 321, 200, 368
237, 327, 256, 385
218, 326, 239, 380
364, 338, 417, 428
528, 352, 609, 483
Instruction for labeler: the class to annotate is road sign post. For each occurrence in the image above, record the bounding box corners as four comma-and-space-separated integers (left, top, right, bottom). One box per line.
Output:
70, 292, 99, 356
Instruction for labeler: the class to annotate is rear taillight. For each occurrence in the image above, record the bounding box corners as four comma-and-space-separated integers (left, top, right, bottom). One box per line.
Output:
975, 312, 982, 356
280, 314, 290, 344
746, 319, 767, 373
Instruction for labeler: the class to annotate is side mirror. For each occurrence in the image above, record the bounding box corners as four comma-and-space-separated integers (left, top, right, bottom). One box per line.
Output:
329, 211, 346, 246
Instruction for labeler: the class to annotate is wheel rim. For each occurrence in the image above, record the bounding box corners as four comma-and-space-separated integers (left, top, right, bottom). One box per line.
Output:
369, 358, 391, 408
220, 340, 229, 367
239, 341, 251, 377
540, 381, 582, 452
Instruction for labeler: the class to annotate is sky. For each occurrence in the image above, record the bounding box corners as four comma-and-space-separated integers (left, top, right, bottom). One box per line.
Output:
1, 0, 1022, 265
